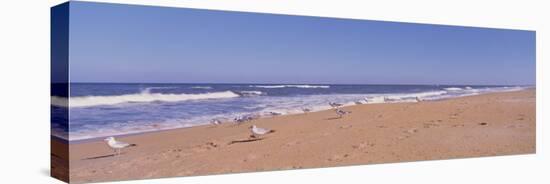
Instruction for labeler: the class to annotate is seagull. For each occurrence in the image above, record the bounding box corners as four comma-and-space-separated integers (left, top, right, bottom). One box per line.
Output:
329, 102, 343, 108
302, 108, 311, 113
245, 114, 259, 121
249, 125, 275, 138
335, 108, 352, 118
415, 96, 422, 102
363, 97, 372, 104
211, 119, 222, 126
234, 116, 247, 124
268, 112, 283, 116
234, 114, 257, 125
104, 137, 136, 156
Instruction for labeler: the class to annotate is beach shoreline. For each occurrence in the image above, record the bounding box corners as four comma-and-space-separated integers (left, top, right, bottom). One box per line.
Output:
62, 83, 529, 141
62, 87, 532, 143
65, 89, 535, 183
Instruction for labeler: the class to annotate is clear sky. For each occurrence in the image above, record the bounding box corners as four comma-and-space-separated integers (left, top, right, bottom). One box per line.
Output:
68, 1, 535, 85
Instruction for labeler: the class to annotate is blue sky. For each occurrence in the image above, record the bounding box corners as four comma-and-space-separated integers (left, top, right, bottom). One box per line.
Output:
68, 1, 535, 85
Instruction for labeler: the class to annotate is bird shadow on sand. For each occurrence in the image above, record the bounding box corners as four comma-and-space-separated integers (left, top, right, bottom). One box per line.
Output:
325, 117, 342, 120
228, 137, 265, 145
82, 154, 118, 160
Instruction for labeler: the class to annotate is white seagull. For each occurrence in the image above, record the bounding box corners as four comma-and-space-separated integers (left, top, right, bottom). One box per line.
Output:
363, 97, 370, 103
104, 137, 136, 156
268, 112, 283, 116
234, 114, 257, 125
234, 116, 247, 124
335, 108, 352, 118
249, 125, 275, 138
211, 119, 222, 126
329, 102, 343, 108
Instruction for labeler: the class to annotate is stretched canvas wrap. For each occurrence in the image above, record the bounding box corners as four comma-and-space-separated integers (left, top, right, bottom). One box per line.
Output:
51, 1, 536, 183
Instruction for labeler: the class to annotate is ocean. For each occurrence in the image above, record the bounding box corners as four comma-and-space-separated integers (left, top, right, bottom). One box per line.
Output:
51, 83, 526, 141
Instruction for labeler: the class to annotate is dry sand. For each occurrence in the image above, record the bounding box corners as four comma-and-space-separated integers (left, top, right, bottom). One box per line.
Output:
60, 89, 535, 183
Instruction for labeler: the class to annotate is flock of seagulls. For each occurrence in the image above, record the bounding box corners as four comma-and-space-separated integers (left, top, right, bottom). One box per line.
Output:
361, 96, 422, 103
104, 97, 426, 156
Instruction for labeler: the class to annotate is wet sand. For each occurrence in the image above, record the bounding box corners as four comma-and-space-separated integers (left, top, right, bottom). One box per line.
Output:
64, 89, 535, 183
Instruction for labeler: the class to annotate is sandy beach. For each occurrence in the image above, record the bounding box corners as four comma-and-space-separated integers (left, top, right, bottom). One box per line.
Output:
63, 89, 535, 183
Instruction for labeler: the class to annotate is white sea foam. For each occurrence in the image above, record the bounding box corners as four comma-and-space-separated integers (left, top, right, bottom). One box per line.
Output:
142, 87, 179, 93
56, 90, 240, 108
444, 87, 463, 91
363, 90, 448, 103
250, 85, 285, 88
364, 96, 386, 104
190, 86, 213, 89
388, 91, 448, 100
239, 91, 264, 96
68, 112, 242, 140
251, 85, 330, 89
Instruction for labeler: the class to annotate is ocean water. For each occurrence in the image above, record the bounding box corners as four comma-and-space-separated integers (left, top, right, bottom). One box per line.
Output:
50, 83, 526, 141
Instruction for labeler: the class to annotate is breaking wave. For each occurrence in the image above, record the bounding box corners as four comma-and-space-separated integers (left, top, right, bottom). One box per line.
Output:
53, 90, 240, 108
444, 87, 464, 91
190, 86, 213, 89
238, 91, 265, 96
250, 85, 330, 89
